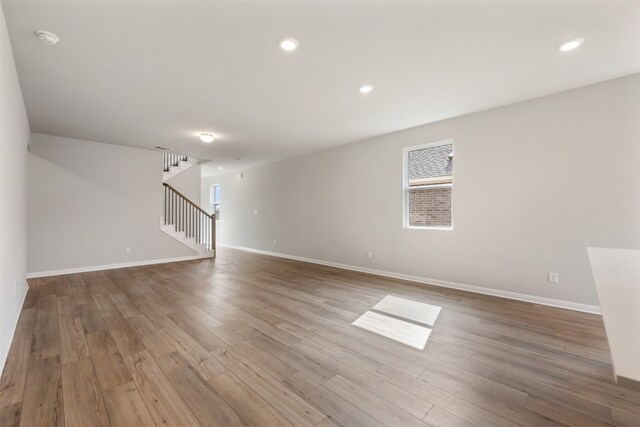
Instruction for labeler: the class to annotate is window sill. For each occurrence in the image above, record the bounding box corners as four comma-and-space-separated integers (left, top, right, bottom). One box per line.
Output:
403, 225, 453, 231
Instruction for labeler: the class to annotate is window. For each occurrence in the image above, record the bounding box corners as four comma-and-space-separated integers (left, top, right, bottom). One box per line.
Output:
210, 184, 221, 219
403, 140, 453, 229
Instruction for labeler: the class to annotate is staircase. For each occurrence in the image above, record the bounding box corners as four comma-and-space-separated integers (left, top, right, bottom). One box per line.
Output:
160, 153, 215, 258
163, 153, 198, 182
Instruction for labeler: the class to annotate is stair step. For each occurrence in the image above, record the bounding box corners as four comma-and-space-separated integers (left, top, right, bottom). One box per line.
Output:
163, 159, 196, 182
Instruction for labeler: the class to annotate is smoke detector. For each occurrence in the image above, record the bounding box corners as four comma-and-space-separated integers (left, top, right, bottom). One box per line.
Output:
35, 30, 60, 45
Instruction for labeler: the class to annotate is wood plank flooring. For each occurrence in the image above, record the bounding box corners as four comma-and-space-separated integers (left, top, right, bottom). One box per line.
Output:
2, 248, 640, 426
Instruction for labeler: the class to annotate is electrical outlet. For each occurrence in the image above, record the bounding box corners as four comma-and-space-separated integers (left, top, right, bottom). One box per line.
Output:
548, 272, 559, 283
126, 247, 132, 254
254, 210, 258, 216
273, 240, 277, 246
367, 251, 373, 259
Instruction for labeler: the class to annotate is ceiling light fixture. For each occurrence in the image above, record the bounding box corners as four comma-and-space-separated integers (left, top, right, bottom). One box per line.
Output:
558, 38, 585, 52
35, 30, 60, 45
359, 84, 374, 94
200, 133, 215, 143
278, 37, 299, 52
217, 166, 224, 170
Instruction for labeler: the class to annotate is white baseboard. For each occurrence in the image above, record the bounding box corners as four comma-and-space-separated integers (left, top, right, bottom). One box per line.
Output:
0, 282, 28, 375
26, 254, 212, 279
219, 244, 601, 315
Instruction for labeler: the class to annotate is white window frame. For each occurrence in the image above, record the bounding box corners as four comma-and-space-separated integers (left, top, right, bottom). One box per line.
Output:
403, 139, 454, 230
210, 183, 221, 219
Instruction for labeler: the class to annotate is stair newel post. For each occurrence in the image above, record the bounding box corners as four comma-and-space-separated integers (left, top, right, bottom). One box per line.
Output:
211, 213, 216, 256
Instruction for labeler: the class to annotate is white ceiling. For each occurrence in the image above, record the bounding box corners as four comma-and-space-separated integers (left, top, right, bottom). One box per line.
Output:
4, 0, 640, 176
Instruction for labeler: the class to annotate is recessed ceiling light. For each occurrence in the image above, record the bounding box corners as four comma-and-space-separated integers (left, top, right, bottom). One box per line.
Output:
359, 84, 374, 94
558, 38, 585, 52
35, 30, 60, 45
200, 133, 215, 143
278, 37, 299, 52
217, 166, 224, 170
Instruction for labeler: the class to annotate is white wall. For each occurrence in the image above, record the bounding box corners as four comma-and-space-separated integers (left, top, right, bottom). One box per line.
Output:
0, 3, 30, 371
166, 160, 201, 204
204, 73, 640, 308
28, 133, 199, 274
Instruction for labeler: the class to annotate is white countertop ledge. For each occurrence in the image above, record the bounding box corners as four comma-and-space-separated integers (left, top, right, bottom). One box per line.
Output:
587, 247, 640, 383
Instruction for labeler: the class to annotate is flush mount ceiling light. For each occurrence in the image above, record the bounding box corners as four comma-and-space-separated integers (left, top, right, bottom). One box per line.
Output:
200, 133, 215, 143
558, 38, 585, 52
278, 37, 299, 52
359, 84, 374, 94
217, 166, 224, 170
35, 30, 60, 45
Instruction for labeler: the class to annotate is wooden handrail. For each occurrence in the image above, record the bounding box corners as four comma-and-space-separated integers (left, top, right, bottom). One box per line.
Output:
163, 183, 212, 218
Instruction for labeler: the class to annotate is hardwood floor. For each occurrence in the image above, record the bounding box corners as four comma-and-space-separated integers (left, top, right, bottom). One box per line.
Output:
2, 248, 639, 426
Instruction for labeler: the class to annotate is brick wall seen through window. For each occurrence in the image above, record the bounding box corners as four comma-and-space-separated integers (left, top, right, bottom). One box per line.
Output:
404, 141, 453, 228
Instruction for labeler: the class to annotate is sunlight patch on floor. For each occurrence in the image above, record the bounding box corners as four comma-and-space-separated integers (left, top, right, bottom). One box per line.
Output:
373, 295, 441, 326
352, 295, 441, 350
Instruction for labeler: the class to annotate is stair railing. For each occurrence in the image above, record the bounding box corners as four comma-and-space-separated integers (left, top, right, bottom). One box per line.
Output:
163, 153, 189, 172
163, 183, 215, 255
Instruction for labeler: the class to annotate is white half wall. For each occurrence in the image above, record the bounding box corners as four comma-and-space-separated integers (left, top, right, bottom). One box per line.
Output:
204, 73, 640, 307
0, 3, 30, 371
28, 133, 197, 274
